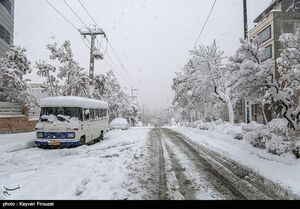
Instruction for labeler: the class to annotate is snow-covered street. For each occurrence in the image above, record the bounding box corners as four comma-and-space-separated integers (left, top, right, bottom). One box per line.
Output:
1, 126, 298, 200
0, 128, 151, 200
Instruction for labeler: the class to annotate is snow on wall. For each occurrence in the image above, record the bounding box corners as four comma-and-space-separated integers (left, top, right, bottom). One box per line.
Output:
40, 96, 109, 109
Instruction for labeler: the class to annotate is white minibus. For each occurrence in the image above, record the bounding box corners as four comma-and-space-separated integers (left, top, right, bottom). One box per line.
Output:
35, 96, 109, 148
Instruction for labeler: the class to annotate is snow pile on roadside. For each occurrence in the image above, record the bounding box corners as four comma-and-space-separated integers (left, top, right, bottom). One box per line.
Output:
170, 124, 300, 197
241, 119, 299, 157
180, 120, 243, 137
179, 119, 300, 158
0, 128, 151, 200
0, 132, 36, 153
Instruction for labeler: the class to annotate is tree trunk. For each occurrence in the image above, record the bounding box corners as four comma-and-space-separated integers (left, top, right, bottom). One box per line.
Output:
226, 99, 235, 124
261, 104, 268, 125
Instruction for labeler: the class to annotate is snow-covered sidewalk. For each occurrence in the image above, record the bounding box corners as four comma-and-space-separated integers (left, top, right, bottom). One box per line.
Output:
0, 128, 150, 200
169, 125, 300, 198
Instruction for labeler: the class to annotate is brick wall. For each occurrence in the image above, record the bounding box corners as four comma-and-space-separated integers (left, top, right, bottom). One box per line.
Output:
0, 108, 38, 134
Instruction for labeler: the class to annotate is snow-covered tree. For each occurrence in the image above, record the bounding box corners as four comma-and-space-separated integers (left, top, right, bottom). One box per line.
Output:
172, 41, 233, 123
35, 60, 59, 96
276, 30, 300, 129
172, 71, 198, 122
93, 70, 139, 121
188, 41, 235, 123
229, 34, 300, 130
0, 47, 37, 107
45, 40, 90, 97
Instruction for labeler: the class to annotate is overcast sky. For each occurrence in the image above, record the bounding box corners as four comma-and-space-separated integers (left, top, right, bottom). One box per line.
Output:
15, 0, 272, 112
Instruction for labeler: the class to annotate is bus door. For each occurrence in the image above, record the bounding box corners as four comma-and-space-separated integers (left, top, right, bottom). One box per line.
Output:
83, 109, 92, 141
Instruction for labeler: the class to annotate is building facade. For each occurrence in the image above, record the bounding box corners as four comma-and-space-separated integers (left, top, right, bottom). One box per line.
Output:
0, 0, 14, 58
250, 0, 300, 65
246, 0, 300, 124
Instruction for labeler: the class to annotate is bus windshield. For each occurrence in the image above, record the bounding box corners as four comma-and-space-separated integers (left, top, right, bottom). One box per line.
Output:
40, 107, 83, 122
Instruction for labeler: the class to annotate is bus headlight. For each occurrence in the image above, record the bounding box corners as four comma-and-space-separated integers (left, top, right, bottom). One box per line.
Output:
67, 132, 75, 139
37, 132, 44, 138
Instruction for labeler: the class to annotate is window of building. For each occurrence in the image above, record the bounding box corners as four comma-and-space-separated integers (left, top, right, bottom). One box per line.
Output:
0, 24, 10, 44
0, 0, 12, 14
257, 25, 271, 44
261, 45, 272, 61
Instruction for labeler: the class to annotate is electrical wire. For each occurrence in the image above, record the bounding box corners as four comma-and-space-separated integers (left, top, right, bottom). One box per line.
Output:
78, 0, 137, 87
78, 0, 101, 29
81, 35, 134, 87
63, 0, 89, 29
194, 0, 217, 48
46, 0, 137, 88
44, 0, 80, 32
106, 39, 137, 87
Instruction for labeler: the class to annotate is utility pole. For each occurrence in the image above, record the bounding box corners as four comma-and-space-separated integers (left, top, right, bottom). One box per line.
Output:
80, 27, 106, 85
243, 0, 251, 124
243, 0, 248, 40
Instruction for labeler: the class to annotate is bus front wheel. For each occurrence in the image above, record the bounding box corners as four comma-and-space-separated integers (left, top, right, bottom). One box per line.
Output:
80, 136, 86, 146
100, 132, 104, 141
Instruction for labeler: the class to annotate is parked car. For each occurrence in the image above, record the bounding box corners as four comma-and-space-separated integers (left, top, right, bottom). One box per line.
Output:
110, 118, 129, 130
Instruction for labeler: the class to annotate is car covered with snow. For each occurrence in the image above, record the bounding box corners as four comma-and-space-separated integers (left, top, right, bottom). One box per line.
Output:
35, 96, 109, 148
109, 118, 129, 130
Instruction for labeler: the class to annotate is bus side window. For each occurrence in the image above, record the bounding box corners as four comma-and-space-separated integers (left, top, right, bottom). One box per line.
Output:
102, 109, 106, 119
98, 109, 102, 119
94, 109, 98, 120
96, 109, 100, 120
89, 109, 95, 120
84, 109, 90, 121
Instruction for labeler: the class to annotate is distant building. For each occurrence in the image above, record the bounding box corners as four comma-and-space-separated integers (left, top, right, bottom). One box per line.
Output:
0, 0, 14, 58
246, 0, 300, 124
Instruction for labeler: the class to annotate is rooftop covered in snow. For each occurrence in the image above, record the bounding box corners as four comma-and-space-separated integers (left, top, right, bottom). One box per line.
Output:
40, 96, 109, 109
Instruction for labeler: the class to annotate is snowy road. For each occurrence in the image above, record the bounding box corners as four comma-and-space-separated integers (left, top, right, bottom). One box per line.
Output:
0, 127, 292, 200
147, 128, 287, 200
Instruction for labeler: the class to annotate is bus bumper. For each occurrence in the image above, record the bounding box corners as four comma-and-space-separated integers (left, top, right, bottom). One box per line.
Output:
35, 139, 81, 148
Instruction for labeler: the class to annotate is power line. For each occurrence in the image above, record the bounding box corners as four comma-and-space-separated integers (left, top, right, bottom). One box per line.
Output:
96, 37, 108, 57
182, 0, 217, 69
194, 0, 217, 48
46, 0, 136, 88
105, 50, 135, 87
82, 36, 135, 87
63, 0, 89, 28
78, 0, 101, 30
81, 35, 92, 50
44, 0, 79, 32
106, 40, 137, 87
77, 0, 137, 87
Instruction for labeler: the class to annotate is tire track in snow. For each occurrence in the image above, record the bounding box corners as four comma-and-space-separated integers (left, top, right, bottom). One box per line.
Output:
157, 130, 168, 200
162, 129, 246, 200
162, 134, 227, 200
162, 137, 197, 200
163, 128, 288, 200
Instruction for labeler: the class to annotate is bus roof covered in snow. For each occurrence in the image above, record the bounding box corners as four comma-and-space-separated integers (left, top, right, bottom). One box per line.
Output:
40, 96, 109, 109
